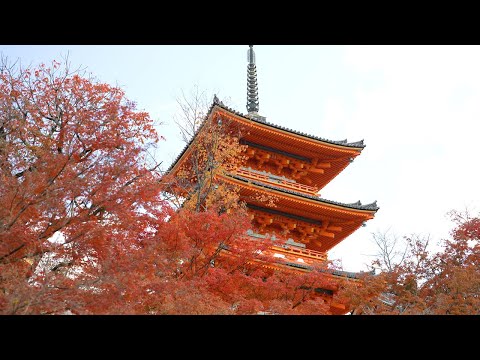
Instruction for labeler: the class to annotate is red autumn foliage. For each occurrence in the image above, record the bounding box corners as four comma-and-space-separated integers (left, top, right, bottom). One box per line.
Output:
0, 58, 164, 314
340, 209, 480, 315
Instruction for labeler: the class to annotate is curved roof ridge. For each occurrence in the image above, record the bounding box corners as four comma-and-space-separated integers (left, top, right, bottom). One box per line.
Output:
321, 268, 376, 279
347, 139, 364, 147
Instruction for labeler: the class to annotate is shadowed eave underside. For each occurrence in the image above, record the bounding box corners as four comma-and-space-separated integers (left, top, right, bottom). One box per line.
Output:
226, 172, 379, 212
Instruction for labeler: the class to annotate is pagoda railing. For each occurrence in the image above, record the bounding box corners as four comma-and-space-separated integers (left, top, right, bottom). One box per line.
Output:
234, 168, 318, 195
244, 231, 327, 262
231, 233, 365, 281
270, 244, 327, 262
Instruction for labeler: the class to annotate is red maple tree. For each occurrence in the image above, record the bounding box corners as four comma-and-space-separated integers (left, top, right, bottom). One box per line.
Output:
0, 58, 164, 314
340, 209, 480, 315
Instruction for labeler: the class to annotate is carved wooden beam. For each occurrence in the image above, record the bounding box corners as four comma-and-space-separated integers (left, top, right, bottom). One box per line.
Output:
326, 225, 342, 232
318, 230, 335, 238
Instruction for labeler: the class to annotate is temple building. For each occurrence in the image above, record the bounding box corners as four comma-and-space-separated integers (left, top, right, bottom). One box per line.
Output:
165, 46, 379, 313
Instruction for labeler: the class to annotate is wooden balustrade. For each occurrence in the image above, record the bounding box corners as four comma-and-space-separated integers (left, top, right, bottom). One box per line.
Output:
270, 244, 328, 262
243, 232, 328, 262
234, 168, 319, 195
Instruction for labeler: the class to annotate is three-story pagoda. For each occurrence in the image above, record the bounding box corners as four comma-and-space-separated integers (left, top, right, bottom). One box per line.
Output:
165, 46, 379, 313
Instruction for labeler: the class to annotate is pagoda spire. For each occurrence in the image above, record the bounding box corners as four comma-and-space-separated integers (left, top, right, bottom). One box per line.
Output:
247, 45, 265, 121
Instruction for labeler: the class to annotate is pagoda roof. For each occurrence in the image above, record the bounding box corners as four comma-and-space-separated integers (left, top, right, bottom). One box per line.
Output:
209, 98, 366, 149
227, 173, 379, 212
166, 97, 366, 174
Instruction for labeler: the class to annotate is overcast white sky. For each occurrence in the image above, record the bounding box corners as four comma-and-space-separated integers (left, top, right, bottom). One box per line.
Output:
1, 45, 478, 272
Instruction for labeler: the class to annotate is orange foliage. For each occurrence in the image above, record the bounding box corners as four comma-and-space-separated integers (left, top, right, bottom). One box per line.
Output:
0, 59, 163, 314
163, 113, 249, 213
340, 209, 480, 315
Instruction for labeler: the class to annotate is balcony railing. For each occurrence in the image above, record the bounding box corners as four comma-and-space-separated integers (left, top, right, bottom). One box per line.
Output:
234, 168, 319, 196
271, 244, 328, 262
244, 230, 327, 262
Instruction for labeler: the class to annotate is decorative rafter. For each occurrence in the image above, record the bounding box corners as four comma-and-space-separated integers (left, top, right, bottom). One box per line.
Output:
243, 146, 331, 184
247, 205, 345, 247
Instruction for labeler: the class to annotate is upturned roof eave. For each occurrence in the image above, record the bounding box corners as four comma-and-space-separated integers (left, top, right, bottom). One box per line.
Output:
221, 173, 379, 212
